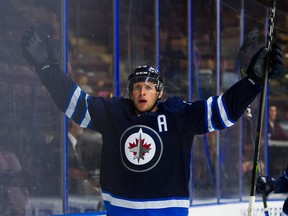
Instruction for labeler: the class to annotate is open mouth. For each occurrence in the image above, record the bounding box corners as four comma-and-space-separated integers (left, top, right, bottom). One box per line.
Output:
138, 99, 147, 103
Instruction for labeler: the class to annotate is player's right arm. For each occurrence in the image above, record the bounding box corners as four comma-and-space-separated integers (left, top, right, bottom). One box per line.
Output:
21, 26, 92, 129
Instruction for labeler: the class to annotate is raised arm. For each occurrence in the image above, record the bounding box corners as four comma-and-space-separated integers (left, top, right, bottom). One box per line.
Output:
222, 43, 283, 121
201, 44, 283, 133
21, 26, 92, 128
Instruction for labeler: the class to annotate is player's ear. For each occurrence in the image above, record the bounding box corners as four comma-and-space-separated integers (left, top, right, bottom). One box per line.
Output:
157, 90, 163, 99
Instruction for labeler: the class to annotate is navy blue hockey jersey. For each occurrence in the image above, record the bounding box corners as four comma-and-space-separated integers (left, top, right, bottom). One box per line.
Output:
36, 64, 260, 216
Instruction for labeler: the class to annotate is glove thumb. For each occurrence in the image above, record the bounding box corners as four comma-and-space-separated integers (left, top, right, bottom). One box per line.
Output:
253, 48, 269, 78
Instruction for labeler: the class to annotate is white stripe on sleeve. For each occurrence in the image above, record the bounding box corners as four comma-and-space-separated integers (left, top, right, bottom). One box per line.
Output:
217, 94, 234, 128
65, 86, 82, 118
206, 96, 215, 132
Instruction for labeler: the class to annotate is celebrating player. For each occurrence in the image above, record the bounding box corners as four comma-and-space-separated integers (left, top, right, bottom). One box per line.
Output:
21, 26, 283, 216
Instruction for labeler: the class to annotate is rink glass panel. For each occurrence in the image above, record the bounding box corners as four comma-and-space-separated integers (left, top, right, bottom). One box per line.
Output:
119, 0, 157, 97
1, 0, 288, 215
0, 0, 64, 215
239, 0, 268, 201
218, 0, 242, 201
158, 0, 189, 100
67, 0, 113, 213
267, 8, 288, 183
190, 0, 218, 203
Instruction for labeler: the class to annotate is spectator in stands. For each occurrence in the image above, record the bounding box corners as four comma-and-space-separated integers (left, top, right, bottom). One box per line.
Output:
68, 119, 89, 195
68, 119, 105, 210
0, 129, 28, 216
268, 105, 288, 140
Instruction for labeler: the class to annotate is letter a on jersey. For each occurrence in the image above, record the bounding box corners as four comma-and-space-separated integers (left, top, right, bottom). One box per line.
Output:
120, 125, 163, 172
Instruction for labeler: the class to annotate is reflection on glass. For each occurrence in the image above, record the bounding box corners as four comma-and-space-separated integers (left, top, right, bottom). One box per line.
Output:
191, 0, 218, 203
160, 0, 189, 99
0, 0, 64, 215
67, 0, 113, 213
119, 0, 156, 96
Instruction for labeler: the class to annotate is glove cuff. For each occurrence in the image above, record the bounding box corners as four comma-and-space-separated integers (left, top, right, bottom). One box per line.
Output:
247, 73, 263, 87
35, 59, 59, 73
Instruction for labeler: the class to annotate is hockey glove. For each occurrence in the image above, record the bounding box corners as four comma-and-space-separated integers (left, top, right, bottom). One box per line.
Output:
21, 26, 58, 70
256, 176, 278, 196
246, 43, 283, 85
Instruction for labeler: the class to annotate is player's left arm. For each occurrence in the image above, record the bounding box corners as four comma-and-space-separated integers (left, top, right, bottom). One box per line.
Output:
202, 44, 283, 133
222, 43, 283, 123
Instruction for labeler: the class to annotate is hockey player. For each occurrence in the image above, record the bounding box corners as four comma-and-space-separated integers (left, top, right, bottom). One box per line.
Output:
20, 26, 283, 216
256, 164, 288, 215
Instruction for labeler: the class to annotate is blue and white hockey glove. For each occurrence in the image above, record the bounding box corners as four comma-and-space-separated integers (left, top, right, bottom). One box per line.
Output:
246, 43, 283, 85
256, 176, 278, 196
256, 164, 288, 196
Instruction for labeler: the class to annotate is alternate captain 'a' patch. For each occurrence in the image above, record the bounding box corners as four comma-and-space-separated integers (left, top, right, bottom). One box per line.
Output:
120, 125, 163, 172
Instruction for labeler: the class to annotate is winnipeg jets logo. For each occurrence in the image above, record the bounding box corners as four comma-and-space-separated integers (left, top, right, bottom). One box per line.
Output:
120, 125, 163, 172
128, 128, 152, 163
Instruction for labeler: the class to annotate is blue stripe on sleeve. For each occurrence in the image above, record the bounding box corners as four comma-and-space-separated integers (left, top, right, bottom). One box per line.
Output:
71, 91, 88, 124
64, 86, 91, 128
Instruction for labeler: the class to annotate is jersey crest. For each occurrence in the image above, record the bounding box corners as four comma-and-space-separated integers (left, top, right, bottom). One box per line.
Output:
120, 125, 163, 172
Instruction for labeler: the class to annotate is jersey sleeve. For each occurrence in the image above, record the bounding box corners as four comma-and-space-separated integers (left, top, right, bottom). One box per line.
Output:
221, 75, 260, 121
189, 75, 261, 135
36, 64, 93, 129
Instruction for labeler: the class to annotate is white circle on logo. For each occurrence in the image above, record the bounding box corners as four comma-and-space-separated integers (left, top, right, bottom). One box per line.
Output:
120, 125, 163, 172
124, 128, 156, 165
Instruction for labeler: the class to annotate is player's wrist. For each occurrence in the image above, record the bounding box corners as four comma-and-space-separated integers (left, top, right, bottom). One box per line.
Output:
36, 58, 59, 71
247, 73, 263, 87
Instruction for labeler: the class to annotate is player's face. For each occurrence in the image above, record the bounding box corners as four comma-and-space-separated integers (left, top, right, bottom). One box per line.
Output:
130, 81, 163, 113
